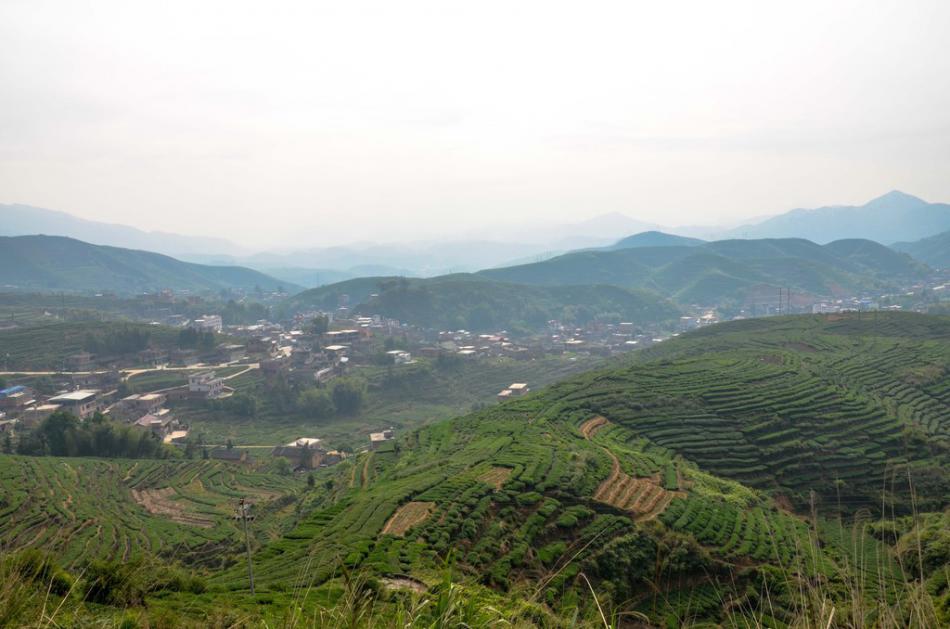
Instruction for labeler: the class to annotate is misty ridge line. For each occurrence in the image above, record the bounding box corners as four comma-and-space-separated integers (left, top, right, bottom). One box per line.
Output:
1, 190, 948, 282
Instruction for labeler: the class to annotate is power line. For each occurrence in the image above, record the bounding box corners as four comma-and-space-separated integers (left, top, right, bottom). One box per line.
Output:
239, 497, 255, 594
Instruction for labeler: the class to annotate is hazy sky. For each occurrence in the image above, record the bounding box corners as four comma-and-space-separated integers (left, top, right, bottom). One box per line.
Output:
2, 0, 949, 248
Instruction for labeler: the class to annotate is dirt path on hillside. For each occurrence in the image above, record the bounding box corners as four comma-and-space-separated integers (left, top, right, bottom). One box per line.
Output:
581, 416, 684, 521
361, 453, 373, 489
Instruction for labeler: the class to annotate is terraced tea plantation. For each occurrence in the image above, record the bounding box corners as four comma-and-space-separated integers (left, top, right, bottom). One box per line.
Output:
212, 313, 945, 625
0, 455, 302, 568
3, 313, 946, 626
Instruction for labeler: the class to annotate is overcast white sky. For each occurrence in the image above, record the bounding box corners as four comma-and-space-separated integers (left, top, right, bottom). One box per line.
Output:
2, 0, 949, 248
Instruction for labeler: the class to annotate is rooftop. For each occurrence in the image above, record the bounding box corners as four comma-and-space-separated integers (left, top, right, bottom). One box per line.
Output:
285, 437, 322, 448
49, 390, 99, 403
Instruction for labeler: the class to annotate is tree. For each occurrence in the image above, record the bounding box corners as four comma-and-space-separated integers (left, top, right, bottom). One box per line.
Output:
226, 438, 234, 450
307, 473, 315, 488
15, 411, 166, 459
222, 393, 258, 418
274, 457, 291, 475
331, 378, 366, 415
309, 314, 330, 336
297, 388, 335, 418
2, 432, 12, 454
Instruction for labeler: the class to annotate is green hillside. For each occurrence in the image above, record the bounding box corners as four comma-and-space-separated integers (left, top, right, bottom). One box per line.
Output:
186, 312, 946, 625
480, 237, 927, 306
892, 230, 950, 269
0, 320, 188, 371
288, 275, 680, 330
3, 313, 947, 626
0, 235, 295, 294
0, 457, 301, 568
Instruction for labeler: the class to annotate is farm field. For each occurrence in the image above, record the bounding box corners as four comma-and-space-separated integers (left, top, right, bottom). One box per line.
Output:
0, 320, 183, 371
200, 312, 945, 625
0, 455, 305, 569
3, 313, 948, 626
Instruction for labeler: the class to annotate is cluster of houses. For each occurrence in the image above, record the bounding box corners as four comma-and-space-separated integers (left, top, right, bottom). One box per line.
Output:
0, 385, 190, 445
209, 428, 395, 471
1, 386, 105, 430
408, 321, 670, 362
418, 331, 543, 361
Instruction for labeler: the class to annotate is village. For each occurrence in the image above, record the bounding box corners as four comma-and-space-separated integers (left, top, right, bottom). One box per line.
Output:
0, 303, 564, 470
4, 265, 948, 467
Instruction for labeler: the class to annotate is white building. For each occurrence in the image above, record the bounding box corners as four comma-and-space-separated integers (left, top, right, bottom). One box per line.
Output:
188, 371, 224, 398
386, 350, 412, 364
48, 390, 100, 419
190, 314, 223, 333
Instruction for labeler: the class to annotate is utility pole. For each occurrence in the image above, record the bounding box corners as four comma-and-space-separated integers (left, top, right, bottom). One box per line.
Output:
239, 498, 255, 594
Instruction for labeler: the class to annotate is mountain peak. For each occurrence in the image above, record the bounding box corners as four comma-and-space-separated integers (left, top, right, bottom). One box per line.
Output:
863, 190, 926, 209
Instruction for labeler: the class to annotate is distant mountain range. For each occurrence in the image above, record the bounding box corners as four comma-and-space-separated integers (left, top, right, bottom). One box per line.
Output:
891, 230, 950, 269
0, 204, 249, 258
4, 191, 948, 285
0, 235, 295, 294
480, 236, 927, 306
720, 191, 950, 244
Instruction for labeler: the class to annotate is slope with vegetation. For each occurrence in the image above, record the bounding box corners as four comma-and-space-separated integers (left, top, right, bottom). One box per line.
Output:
480, 237, 927, 306
0, 455, 301, 568
0, 320, 204, 371
2, 313, 947, 626
0, 235, 294, 294
287, 275, 680, 331
892, 229, 950, 269
606, 230, 705, 249
208, 312, 947, 625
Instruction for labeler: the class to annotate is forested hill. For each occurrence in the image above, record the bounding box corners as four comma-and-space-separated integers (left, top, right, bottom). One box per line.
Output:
478, 236, 926, 305
0, 235, 295, 294
287, 274, 680, 331
892, 229, 950, 269
225, 312, 948, 625
607, 230, 705, 249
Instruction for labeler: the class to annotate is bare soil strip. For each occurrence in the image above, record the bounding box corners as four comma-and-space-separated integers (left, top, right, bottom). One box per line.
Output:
478, 467, 512, 490
579, 415, 609, 439
583, 416, 684, 521
380, 576, 428, 593
131, 487, 215, 528
381, 501, 435, 537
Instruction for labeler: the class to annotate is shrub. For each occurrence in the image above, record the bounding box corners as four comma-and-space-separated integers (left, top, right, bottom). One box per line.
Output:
297, 388, 335, 418
10, 550, 74, 596
83, 559, 147, 606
